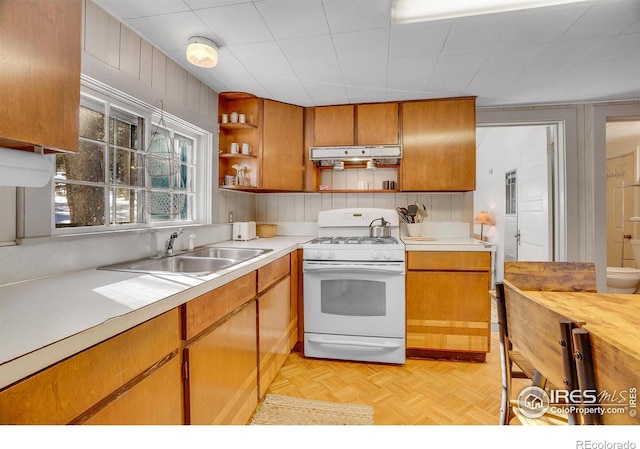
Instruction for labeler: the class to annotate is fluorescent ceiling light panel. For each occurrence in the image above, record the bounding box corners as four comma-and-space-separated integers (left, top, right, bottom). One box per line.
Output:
391, 0, 590, 24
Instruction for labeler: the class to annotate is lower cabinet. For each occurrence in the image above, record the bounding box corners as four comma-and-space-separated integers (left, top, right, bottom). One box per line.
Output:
184, 301, 259, 425
406, 251, 491, 361
0, 309, 182, 424
0, 251, 298, 425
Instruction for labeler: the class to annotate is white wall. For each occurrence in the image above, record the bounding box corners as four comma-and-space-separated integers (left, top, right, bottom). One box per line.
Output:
475, 125, 548, 282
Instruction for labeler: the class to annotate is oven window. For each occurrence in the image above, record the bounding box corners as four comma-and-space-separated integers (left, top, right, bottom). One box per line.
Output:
320, 279, 386, 317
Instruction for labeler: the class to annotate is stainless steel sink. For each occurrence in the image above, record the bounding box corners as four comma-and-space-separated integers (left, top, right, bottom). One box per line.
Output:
189, 247, 268, 260
98, 247, 272, 276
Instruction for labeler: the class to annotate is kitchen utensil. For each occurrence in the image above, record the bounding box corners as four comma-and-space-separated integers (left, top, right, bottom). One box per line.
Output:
241, 143, 251, 154
396, 207, 410, 223
230, 111, 239, 123
230, 142, 239, 154
369, 217, 391, 237
407, 204, 418, 223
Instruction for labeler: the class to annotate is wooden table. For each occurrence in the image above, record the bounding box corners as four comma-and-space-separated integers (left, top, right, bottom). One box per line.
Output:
503, 281, 640, 425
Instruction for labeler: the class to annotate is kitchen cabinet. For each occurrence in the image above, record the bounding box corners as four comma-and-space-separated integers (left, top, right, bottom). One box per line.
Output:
181, 272, 257, 425
262, 100, 304, 191
406, 251, 491, 362
401, 98, 476, 191
312, 103, 400, 147
312, 105, 355, 146
184, 301, 258, 425
257, 255, 292, 398
356, 103, 399, 145
0, 0, 81, 153
218, 92, 304, 191
0, 309, 181, 424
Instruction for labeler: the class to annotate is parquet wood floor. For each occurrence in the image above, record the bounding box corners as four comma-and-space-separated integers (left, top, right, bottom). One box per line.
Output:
265, 332, 507, 425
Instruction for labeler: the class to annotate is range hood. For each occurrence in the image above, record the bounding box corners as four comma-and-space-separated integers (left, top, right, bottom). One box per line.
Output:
309, 145, 402, 167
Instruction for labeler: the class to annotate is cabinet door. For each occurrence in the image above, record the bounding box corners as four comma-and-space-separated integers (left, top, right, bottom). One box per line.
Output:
83, 356, 183, 425
262, 100, 304, 190
406, 271, 490, 355
0, 0, 81, 152
356, 103, 399, 145
401, 98, 476, 191
185, 301, 258, 425
258, 276, 291, 398
313, 105, 355, 146
0, 309, 180, 424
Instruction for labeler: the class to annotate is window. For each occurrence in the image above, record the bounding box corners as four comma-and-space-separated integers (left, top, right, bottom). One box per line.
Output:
505, 169, 517, 216
53, 83, 207, 231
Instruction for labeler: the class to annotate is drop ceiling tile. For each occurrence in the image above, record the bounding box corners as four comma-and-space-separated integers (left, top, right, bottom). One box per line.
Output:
254, 0, 329, 39
323, 0, 391, 33
185, 0, 249, 9
194, 3, 273, 45
386, 55, 437, 91
562, 0, 640, 38
432, 51, 490, 75
333, 29, 389, 63
340, 59, 388, 88
388, 20, 451, 58
530, 36, 610, 70
443, 12, 519, 53
482, 45, 546, 71
303, 80, 350, 105
229, 41, 297, 79
588, 33, 640, 61
94, 0, 190, 20
279, 35, 343, 84
258, 75, 313, 105
502, 3, 593, 45
126, 11, 210, 52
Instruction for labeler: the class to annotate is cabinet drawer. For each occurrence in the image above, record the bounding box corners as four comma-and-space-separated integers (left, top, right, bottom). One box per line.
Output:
0, 309, 180, 424
182, 272, 256, 341
258, 254, 290, 293
407, 251, 490, 271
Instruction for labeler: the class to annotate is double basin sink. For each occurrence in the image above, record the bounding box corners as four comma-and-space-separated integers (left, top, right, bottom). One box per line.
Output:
99, 247, 272, 276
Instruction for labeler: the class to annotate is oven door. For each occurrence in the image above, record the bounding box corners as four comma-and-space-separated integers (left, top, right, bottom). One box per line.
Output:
303, 260, 405, 338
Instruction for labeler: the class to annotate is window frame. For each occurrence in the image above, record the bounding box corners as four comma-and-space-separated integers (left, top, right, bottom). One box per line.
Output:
50, 79, 212, 236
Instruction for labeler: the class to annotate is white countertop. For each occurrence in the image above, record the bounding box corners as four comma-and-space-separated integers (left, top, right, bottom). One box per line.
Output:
0, 236, 312, 390
402, 236, 496, 252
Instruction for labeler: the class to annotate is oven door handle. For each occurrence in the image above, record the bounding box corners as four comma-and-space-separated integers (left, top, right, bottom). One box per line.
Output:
304, 264, 404, 275
307, 337, 403, 349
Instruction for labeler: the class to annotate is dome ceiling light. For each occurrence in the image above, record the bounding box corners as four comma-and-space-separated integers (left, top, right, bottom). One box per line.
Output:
186, 36, 218, 68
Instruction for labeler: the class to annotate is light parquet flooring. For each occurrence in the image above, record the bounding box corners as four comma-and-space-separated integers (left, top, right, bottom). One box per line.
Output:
265, 332, 503, 425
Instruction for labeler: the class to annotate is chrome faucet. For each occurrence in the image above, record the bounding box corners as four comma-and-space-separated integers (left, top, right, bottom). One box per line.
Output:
165, 228, 184, 255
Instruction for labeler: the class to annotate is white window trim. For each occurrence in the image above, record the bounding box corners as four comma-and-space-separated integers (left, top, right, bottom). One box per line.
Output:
20, 77, 212, 239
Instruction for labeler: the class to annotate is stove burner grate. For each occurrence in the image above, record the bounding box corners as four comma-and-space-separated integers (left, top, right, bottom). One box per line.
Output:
309, 236, 399, 245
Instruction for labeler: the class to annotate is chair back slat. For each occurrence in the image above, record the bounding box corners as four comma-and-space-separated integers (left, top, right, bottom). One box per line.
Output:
503, 280, 570, 390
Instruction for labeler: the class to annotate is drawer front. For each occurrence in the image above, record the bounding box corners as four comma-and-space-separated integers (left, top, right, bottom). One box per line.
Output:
407, 251, 490, 271
258, 254, 290, 293
0, 309, 180, 424
183, 271, 256, 341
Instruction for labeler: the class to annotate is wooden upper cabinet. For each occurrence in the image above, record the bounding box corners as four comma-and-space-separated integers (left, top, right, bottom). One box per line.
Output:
401, 98, 476, 192
262, 100, 304, 191
312, 105, 355, 146
356, 103, 399, 145
0, 0, 81, 153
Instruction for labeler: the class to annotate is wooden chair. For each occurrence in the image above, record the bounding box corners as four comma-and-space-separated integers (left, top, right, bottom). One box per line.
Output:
497, 262, 597, 425
572, 327, 640, 425
502, 280, 582, 425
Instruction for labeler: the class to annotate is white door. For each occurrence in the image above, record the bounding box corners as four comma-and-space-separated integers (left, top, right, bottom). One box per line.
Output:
517, 126, 553, 261
606, 154, 636, 267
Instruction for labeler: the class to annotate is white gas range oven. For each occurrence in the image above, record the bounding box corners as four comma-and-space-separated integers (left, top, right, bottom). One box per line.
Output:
303, 208, 406, 364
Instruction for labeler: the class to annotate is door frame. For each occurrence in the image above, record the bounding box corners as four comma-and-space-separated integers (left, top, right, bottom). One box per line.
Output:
476, 121, 565, 265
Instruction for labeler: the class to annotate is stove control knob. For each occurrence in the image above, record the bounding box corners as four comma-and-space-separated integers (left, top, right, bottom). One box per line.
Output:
372, 250, 381, 260
314, 250, 322, 259
322, 250, 334, 259
384, 250, 393, 260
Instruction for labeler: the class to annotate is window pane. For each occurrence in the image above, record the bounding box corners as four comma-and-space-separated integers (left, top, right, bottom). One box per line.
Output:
79, 104, 105, 141
112, 188, 142, 224
113, 149, 144, 186
55, 183, 105, 228
55, 140, 105, 183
